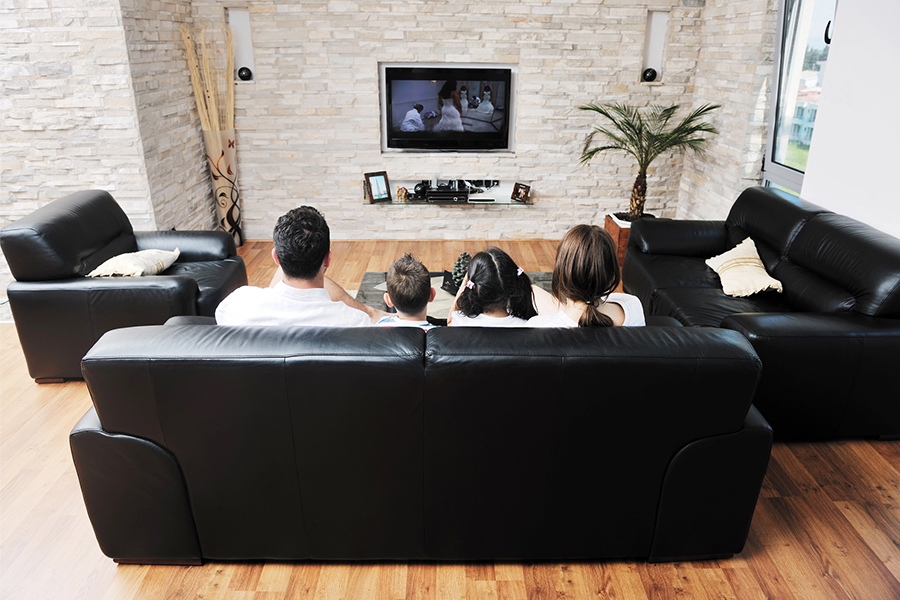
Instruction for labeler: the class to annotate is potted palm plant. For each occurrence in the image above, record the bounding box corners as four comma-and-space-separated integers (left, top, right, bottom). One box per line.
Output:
579, 102, 720, 267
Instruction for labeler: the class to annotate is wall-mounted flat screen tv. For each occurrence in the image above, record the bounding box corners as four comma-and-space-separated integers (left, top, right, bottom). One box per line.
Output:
380, 63, 516, 152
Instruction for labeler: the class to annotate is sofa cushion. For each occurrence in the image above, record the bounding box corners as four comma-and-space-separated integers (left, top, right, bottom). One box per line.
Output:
0, 190, 136, 281
88, 248, 181, 277
163, 257, 247, 317
706, 238, 783, 297
786, 213, 900, 317
654, 287, 794, 327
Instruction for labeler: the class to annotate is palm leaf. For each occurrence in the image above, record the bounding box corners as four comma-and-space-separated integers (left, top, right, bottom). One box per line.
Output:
579, 102, 721, 216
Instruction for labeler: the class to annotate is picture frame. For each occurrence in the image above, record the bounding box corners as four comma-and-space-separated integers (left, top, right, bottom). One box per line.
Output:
364, 171, 392, 203
511, 182, 530, 203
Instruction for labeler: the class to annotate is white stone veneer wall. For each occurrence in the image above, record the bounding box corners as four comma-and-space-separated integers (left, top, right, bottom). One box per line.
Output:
189, 0, 714, 242
0, 0, 216, 287
1, 0, 155, 284
119, 0, 216, 232
677, 0, 776, 219
1, 0, 776, 288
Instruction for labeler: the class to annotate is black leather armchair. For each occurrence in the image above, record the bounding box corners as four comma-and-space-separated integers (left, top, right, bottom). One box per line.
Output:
0, 190, 247, 382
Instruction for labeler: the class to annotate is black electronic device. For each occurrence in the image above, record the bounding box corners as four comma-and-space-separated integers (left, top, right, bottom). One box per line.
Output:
382, 65, 514, 152
642, 68, 657, 82
426, 190, 468, 204
238, 67, 253, 81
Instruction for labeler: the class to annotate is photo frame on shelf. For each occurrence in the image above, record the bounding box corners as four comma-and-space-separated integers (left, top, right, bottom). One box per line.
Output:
364, 171, 392, 203
512, 182, 531, 203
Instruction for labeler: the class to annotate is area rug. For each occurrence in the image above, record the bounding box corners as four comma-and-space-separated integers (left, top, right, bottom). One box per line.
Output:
356, 271, 551, 319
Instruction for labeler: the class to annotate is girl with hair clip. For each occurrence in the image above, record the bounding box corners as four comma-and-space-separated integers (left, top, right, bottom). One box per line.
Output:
529, 224, 645, 327
448, 247, 537, 327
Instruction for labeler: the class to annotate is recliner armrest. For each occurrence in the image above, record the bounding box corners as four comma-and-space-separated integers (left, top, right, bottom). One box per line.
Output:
164, 315, 217, 326
721, 311, 900, 339
8, 277, 198, 380
722, 312, 900, 439
629, 219, 728, 257
70, 406, 202, 564
135, 230, 236, 262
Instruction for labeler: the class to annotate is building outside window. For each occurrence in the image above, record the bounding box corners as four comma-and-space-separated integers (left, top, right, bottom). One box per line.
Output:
764, 0, 837, 193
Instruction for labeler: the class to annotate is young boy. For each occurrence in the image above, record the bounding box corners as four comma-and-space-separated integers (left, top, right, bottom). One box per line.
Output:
376, 254, 437, 330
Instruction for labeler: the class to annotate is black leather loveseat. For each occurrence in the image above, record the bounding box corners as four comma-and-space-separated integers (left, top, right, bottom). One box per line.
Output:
71, 323, 772, 564
0, 190, 247, 382
624, 186, 900, 440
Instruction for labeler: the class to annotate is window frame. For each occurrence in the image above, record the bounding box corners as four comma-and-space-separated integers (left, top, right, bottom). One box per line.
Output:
763, 0, 806, 193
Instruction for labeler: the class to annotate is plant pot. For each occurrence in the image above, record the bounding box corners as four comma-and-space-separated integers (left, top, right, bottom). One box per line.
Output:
604, 213, 631, 271
604, 213, 656, 272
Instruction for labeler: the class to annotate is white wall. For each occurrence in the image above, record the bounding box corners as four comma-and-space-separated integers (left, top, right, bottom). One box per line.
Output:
801, 0, 900, 238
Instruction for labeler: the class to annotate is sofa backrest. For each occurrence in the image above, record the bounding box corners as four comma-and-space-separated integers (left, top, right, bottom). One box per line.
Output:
0, 190, 135, 281
725, 187, 826, 270
726, 187, 900, 317
82, 324, 761, 560
421, 326, 761, 558
783, 213, 900, 317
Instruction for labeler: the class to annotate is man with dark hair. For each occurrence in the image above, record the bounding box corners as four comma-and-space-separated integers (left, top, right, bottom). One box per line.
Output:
216, 206, 384, 326
376, 253, 436, 330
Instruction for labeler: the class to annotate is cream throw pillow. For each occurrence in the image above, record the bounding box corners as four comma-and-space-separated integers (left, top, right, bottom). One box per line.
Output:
87, 248, 180, 277
706, 238, 783, 297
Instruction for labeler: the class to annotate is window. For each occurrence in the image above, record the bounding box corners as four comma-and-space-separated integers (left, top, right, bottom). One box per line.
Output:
763, 0, 838, 192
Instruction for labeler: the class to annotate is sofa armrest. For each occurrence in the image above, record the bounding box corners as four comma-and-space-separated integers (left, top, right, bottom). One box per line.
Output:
645, 316, 683, 327
8, 277, 198, 380
629, 219, 728, 257
70, 407, 202, 564
135, 230, 236, 262
722, 312, 900, 439
164, 315, 217, 326
722, 311, 900, 340
649, 405, 772, 561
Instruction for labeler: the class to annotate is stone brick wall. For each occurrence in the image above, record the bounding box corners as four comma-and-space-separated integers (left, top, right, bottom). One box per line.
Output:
1, 0, 216, 287
188, 0, 711, 242
1, 0, 776, 288
1, 0, 155, 284
677, 0, 776, 219
119, 0, 215, 232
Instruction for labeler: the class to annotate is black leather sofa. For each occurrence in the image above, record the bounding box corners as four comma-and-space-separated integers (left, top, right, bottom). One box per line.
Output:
71, 323, 772, 564
0, 190, 247, 382
624, 186, 900, 440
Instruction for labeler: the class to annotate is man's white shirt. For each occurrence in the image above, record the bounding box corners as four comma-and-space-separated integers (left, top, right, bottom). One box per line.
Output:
215, 282, 371, 327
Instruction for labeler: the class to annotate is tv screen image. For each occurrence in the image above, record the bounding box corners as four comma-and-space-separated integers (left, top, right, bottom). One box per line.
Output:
382, 65, 514, 152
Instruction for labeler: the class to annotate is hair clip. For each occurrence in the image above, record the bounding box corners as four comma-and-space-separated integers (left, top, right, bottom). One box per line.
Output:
516, 267, 524, 276
584, 299, 594, 306
466, 280, 475, 289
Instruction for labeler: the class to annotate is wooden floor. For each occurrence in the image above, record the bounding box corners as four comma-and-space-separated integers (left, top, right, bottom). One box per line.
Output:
1, 240, 898, 600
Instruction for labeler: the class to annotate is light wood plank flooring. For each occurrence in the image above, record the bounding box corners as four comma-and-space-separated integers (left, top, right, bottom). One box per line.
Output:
0, 240, 898, 600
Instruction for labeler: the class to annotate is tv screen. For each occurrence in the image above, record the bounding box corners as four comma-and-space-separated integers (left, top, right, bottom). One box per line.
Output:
382, 65, 514, 152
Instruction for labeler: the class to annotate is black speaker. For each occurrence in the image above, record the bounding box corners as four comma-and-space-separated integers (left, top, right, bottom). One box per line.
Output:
642, 68, 657, 82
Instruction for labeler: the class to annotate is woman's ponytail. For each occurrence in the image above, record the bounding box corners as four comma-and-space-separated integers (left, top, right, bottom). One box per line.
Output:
578, 299, 614, 327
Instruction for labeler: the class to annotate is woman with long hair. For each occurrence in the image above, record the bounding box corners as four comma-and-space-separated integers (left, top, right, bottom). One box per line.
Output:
435, 80, 464, 132
448, 247, 537, 327
529, 224, 645, 327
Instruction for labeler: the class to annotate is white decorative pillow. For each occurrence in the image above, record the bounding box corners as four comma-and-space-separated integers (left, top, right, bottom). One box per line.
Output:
87, 248, 180, 277
706, 238, 783, 297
